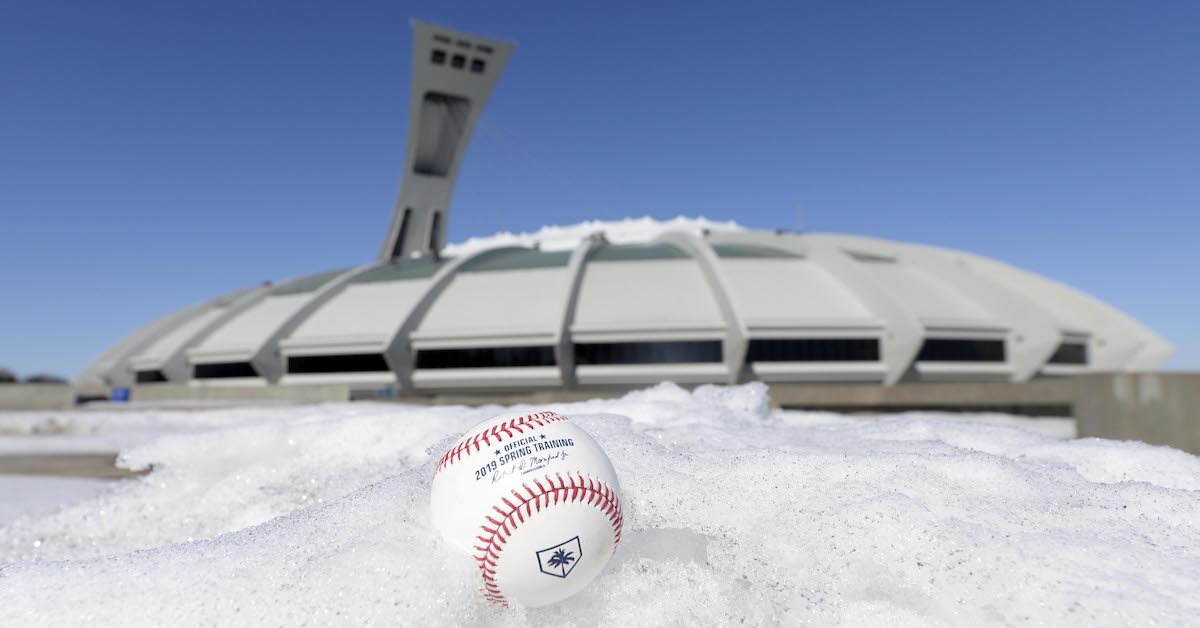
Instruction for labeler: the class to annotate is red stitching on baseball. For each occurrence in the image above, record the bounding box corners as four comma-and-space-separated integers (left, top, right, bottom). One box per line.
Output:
471, 472, 623, 606
434, 411, 568, 476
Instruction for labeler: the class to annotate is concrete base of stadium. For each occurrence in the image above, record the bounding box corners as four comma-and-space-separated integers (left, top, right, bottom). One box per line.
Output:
128, 384, 353, 404
116, 378, 1079, 416
1074, 372, 1200, 456
767, 378, 1074, 416
0, 384, 76, 410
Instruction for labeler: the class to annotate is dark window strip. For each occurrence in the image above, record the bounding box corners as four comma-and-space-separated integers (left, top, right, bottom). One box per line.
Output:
193, 362, 259, 379
916, 339, 1006, 363
746, 338, 880, 362
1047, 342, 1088, 365
574, 341, 722, 365
288, 354, 391, 374
135, 370, 168, 383
416, 346, 557, 369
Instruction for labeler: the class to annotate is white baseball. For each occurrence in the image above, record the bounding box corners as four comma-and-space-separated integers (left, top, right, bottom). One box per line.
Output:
431, 410, 623, 607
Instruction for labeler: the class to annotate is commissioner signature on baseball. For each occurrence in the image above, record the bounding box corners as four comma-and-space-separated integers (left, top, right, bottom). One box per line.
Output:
491, 450, 571, 484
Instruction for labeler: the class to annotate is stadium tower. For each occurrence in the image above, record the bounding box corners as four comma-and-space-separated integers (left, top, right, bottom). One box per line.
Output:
380, 21, 513, 261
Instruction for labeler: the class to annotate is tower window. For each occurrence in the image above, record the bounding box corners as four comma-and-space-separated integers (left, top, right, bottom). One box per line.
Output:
450, 54, 466, 69
430, 49, 446, 65
476, 44, 494, 54
470, 58, 486, 73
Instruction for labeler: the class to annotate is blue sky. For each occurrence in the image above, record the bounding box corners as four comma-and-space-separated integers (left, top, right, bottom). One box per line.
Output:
1, 0, 1197, 377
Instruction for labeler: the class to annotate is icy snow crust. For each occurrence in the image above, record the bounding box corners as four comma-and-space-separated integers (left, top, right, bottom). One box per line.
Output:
2, 384, 1199, 626
440, 216, 745, 257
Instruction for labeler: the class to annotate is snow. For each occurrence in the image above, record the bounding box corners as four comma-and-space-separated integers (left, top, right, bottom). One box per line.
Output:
1, 383, 1199, 626
441, 216, 746, 257
0, 476, 115, 527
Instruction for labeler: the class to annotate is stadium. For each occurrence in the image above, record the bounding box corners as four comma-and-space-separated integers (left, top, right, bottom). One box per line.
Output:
78, 21, 1171, 399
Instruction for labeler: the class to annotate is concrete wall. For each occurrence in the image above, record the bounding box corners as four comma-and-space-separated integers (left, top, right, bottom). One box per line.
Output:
769, 379, 1074, 415
1075, 372, 1200, 455
0, 384, 75, 410
130, 384, 351, 403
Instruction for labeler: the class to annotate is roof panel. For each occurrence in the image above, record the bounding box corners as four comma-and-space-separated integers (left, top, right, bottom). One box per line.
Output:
858, 263, 995, 325
573, 259, 724, 332
131, 307, 227, 365
286, 279, 433, 347
418, 268, 568, 338
193, 294, 312, 354
719, 259, 874, 326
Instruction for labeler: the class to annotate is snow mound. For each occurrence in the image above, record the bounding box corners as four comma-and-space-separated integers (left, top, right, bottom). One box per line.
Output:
2, 384, 1199, 626
441, 216, 746, 256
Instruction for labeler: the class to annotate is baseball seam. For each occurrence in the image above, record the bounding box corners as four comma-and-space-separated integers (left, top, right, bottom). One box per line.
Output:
435, 411, 568, 475
473, 472, 623, 606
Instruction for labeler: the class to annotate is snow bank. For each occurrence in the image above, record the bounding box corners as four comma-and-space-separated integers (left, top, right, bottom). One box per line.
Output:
2, 383, 1199, 626
0, 477, 114, 527
441, 216, 746, 257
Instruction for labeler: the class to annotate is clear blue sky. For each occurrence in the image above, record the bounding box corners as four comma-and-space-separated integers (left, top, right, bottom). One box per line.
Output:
1, 0, 1197, 377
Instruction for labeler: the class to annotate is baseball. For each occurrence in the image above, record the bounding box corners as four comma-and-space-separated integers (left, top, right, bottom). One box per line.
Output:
431, 410, 623, 607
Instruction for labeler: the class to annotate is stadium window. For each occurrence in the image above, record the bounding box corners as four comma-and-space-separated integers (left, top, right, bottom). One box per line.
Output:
1047, 342, 1088, 365
415, 346, 557, 369
916, 339, 1006, 363
287, 354, 391, 374
135, 370, 168, 383
574, 341, 722, 365
470, 58, 486, 73
746, 338, 880, 362
451, 54, 466, 69
193, 362, 259, 379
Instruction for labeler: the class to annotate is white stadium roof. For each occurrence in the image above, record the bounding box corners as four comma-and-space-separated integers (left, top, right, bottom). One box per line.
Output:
80, 219, 1172, 393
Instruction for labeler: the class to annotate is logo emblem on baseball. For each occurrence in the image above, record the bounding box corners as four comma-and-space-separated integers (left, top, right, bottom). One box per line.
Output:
431, 410, 623, 607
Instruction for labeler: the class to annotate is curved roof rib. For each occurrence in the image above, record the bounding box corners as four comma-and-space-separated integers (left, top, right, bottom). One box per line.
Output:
384, 246, 530, 391
655, 231, 748, 385
554, 234, 607, 387
802, 236, 924, 385
127, 284, 274, 383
